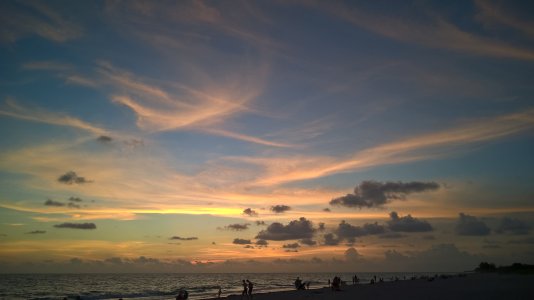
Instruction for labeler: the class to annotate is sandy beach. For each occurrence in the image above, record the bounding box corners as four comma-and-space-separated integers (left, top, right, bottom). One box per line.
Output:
209, 273, 534, 300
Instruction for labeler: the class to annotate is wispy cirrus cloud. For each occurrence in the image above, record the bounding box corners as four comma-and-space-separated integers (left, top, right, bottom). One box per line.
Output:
474, 0, 534, 37
231, 109, 534, 186
301, 0, 534, 61
0, 99, 108, 136
0, 1, 82, 43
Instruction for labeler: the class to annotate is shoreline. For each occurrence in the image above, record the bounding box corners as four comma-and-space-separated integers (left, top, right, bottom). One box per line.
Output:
203, 273, 534, 300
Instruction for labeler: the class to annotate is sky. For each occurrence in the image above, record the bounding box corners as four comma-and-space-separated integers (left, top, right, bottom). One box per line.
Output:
0, 0, 533, 273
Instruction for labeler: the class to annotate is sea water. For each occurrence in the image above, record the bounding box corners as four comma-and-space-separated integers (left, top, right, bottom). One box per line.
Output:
0, 272, 443, 300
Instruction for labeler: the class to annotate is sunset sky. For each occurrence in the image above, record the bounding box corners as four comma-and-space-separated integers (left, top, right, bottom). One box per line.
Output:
1, 0, 533, 273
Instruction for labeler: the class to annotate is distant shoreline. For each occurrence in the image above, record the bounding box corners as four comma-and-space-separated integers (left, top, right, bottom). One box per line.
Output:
205, 273, 534, 300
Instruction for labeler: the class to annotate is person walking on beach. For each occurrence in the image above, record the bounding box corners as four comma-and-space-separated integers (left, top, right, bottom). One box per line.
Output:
217, 287, 221, 298
241, 280, 248, 299
247, 279, 254, 298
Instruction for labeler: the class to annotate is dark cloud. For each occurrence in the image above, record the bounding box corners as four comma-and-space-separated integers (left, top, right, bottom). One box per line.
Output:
54, 222, 96, 229
255, 220, 266, 226
68, 197, 83, 202
97, 135, 112, 142
233, 238, 252, 245
243, 208, 258, 217
323, 233, 341, 245
330, 180, 439, 209
496, 217, 531, 235
318, 222, 326, 231
134, 256, 160, 264
105, 257, 123, 264
323, 208, 331, 212
220, 223, 250, 231
170, 236, 198, 241
44, 199, 65, 207
255, 217, 315, 240
70, 258, 83, 264
336, 220, 386, 240
299, 238, 317, 246
455, 213, 490, 236
244, 245, 255, 249
57, 171, 92, 184
67, 202, 80, 209
255, 239, 269, 247
379, 233, 406, 239
387, 212, 433, 232
271, 205, 291, 213
26, 230, 46, 234
383, 244, 481, 272
282, 243, 300, 249
345, 247, 362, 261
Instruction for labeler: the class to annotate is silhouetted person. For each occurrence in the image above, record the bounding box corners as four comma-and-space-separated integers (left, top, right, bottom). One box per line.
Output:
176, 289, 188, 300
306, 281, 310, 289
242, 280, 248, 298
294, 277, 306, 290
331, 276, 341, 291
247, 279, 254, 298
328, 278, 331, 287
217, 287, 222, 298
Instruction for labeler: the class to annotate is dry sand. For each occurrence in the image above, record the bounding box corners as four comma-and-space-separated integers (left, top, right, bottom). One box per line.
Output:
208, 273, 534, 300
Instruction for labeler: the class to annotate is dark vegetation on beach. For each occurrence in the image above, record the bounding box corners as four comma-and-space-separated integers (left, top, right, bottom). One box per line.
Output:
475, 262, 534, 274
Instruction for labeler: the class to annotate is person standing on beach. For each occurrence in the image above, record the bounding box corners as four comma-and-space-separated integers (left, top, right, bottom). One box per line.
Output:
217, 287, 221, 298
241, 280, 248, 299
247, 279, 254, 298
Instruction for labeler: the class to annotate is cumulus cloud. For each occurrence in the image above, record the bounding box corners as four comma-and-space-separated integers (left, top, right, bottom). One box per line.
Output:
383, 244, 481, 272
67, 202, 80, 209
255, 239, 269, 247
220, 223, 250, 231
271, 205, 291, 213
323, 233, 341, 245
300, 238, 317, 246
496, 217, 531, 235
336, 220, 386, 240
233, 238, 252, 245
243, 208, 258, 217
256, 217, 315, 240
57, 171, 92, 184
97, 135, 112, 142
379, 233, 406, 239
455, 213, 490, 236
170, 236, 198, 241
345, 247, 362, 261
330, 181, 439, 208
53, 222, 96, 229
68, 197, 83, 202
282, 243, 300, 249
387, 212, 433, 232
26, 230, 46, 234
44, 199, 65, 207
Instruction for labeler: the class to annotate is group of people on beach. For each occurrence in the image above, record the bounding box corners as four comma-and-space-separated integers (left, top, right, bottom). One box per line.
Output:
294, 276, 310, 290
241, 279, 254, 299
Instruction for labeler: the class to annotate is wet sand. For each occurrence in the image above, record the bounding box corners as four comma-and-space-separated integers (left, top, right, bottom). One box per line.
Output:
207, 273, 534, 300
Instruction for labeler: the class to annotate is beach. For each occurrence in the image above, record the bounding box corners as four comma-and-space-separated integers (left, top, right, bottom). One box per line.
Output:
213, 273, 534, 300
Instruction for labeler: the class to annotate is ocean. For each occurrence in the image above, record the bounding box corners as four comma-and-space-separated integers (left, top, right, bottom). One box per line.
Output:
0, 272, 443, 300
